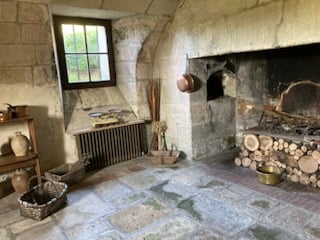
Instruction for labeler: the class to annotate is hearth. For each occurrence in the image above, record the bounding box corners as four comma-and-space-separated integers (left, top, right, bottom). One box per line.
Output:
232, 58, 320, 188
253, 80, 320, 144
188, 43, 320, 162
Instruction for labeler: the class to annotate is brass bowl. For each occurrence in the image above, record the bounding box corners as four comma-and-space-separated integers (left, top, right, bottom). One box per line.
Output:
256, 165, 282, 185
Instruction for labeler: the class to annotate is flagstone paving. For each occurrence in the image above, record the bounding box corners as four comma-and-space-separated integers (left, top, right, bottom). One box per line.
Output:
1, 150, 320, 239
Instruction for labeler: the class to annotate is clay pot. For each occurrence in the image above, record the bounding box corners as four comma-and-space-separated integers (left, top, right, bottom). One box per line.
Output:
11, 168, 29, 194
10, 132, 29, 156
177, 73, 194, 93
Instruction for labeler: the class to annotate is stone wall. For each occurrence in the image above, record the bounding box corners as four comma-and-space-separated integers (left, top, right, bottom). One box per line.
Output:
2, 0, 320, 172
0, 0, 68, 172
154, 0, 320, 160
112, 15, 170, 120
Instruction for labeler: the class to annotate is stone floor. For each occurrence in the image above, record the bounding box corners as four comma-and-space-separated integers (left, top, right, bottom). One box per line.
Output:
1, 150, 320, 240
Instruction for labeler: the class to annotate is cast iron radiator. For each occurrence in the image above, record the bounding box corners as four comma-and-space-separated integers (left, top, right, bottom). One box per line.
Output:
73, 120, 147, 171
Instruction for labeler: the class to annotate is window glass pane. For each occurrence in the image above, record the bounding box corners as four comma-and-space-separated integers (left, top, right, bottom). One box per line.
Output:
74, 25, 86, 53
88, 54, 110, 81
86, 25, 107, 53
62, 24, 86, 53
54, 16, 115, 89
66, 54, 89, 83
62, 24, 75, 53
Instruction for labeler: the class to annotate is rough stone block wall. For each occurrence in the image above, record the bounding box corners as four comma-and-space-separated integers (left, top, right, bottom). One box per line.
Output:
0, 1, 53, 86
0, 0, 68, 172
155, 0, 320, 160
0, 1, 174, 172
112, 15, 170, 120
2, 0, 320, 168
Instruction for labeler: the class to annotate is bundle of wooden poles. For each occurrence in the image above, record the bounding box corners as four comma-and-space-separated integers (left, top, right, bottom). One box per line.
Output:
149, 78, 161, 122
148, 78, 162, 150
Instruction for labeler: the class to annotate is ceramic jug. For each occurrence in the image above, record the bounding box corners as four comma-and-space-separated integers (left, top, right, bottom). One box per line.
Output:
11, 168, 29, 194
10, 131, 29, 156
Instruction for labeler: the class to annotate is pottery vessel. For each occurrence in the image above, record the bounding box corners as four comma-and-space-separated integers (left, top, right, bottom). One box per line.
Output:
10, 131, 29, 156
11, 168, 29, 194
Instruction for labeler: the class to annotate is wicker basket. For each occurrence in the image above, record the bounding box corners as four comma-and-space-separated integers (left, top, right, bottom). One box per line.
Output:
18, 176, 68, 221
147, 150, 180, 165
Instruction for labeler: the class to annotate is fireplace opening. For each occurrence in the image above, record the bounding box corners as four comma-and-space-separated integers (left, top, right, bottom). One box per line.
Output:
277, 81, 320, 120
188, 43, 320, 160
260, 80, 320, 138
266, 44, 320, 97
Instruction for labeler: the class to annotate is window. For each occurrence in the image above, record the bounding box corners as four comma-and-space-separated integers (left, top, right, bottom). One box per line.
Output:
53, 16, 116, 90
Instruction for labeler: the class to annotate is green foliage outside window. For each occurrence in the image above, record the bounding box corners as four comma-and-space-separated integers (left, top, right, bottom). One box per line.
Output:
53, 16, 115, 90
63, 26, 104, 83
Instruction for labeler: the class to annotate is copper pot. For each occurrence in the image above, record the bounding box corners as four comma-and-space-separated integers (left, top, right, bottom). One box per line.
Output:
177, 54, 195, 93
5, 104, 28, 118
177, 73, 194, 93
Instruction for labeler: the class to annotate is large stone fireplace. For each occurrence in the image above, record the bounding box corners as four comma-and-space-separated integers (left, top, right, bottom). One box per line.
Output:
187, 43, 320, 160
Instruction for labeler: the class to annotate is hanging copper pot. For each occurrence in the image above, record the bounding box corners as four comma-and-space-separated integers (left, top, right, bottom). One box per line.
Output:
177, 73, 194, 93
177, 54, 195, 93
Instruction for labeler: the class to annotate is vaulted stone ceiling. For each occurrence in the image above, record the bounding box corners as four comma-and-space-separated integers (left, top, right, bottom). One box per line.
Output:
51, 0, 181, 19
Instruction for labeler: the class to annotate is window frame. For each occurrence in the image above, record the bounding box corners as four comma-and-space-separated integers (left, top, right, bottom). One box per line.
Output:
53, 15, 116, 90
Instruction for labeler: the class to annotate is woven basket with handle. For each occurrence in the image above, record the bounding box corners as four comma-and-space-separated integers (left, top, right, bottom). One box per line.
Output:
18, 176, 68, 221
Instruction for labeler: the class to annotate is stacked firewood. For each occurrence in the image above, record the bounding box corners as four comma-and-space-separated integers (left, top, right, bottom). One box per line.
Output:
235, 133, 320, 187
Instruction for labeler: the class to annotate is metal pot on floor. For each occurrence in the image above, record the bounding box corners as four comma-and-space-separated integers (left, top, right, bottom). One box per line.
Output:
256, 165, 282, 185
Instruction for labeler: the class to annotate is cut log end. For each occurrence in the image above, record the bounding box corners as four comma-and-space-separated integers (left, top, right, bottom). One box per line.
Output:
298, 155, 319, 174
234, 157, 242, 166
259, 135, 273, 151
241, 157, 252, 167
244, 134, 259, 152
